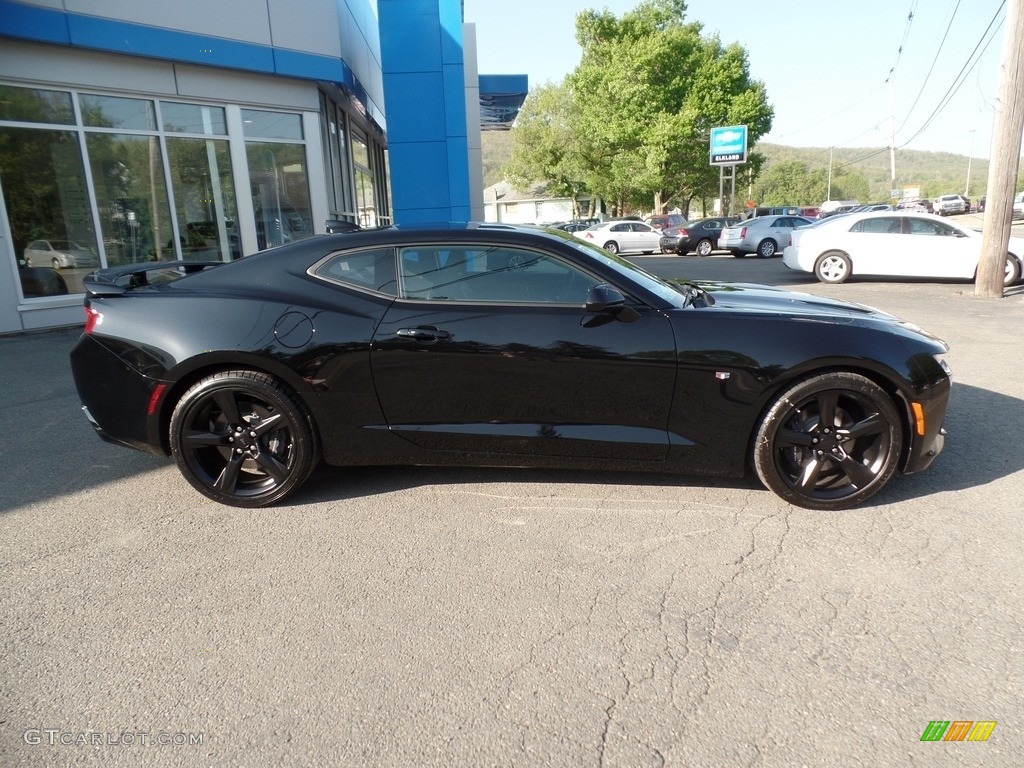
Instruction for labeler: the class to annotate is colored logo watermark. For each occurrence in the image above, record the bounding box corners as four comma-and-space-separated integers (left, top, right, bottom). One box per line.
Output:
920, 721, 997, 742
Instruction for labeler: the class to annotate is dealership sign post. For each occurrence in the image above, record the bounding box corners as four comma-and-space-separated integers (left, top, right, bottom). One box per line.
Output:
710, 125, 748, 215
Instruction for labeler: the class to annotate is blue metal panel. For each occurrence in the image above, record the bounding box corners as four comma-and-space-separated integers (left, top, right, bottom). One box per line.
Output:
379, 0, 470, 224
442, 64, 467, 138
388, 141, 451, 210
67, 15, 276, 72
378, 3, 441, 73
0, 1, 70, 45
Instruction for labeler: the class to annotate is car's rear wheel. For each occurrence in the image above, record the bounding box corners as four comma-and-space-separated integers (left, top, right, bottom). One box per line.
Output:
1004, 254, 1021, 286
603, 241, 620, 255
757, 239, 777, 258
753, 373, 903, 510
169, 370, 318, 507
696, 239, 713, 257
814, 251, 851, 283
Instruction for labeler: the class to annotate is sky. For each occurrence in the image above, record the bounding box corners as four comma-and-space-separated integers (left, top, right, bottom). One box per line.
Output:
462, 0, 1008, 164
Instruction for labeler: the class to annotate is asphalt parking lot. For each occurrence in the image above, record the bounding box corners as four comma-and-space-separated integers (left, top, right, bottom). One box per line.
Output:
1, 256, 1022, 767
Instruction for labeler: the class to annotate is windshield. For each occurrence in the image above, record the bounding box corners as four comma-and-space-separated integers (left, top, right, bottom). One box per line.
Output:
561, 234, 690, 307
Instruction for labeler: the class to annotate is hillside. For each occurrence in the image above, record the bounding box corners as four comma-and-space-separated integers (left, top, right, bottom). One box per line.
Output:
480, 133, 989, 201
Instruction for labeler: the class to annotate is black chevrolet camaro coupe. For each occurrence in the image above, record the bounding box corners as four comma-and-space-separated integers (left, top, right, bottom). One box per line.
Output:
70, 223, 951, 511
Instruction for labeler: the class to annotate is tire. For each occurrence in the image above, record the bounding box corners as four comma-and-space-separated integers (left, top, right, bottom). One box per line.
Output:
1004, 254, 1021, 286
602, 241, 620, 255
814, 251, 851, 284
753, 372, 903, 510
696, 239, 713, 257
756, 239, 777, 258
169, 370, 319, 507
52, 258, 62, 270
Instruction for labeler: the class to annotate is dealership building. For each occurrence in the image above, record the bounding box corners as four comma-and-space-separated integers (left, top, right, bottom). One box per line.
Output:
0, 0, 526, 334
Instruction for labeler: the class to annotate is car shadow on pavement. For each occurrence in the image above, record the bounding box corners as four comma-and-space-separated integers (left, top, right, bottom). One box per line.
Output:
294, 381, 1022, 509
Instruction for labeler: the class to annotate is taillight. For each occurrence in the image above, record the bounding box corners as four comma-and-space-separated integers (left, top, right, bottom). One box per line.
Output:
584, 232, 594, 239
740, 227, 747, 238
84, 306, 102, 334
678, 229, 689, 238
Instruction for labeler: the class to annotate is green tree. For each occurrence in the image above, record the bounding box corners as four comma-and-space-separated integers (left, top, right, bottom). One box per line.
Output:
567, 0, 773, 214
502, 82, 591, 215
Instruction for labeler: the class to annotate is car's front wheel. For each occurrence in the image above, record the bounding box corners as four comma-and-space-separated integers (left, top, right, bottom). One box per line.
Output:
696, 239, 713, 257
169, 370, 319, 507
753, 373, 903, 510
603, 241, 620, 255
814, 251, 851, 283
52, 258, 62, 270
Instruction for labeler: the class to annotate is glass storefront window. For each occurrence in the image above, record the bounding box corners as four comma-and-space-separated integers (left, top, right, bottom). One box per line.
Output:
86, 133, 173, 265
246, 142, 312, 249
161, 103, 227, 135
0, 85, 74, 125
166, 137, 239, 261
0, 127, 98, 297
80, 94, 156, 130
355, 169, 376, 228
351, 129, 370, 169
241, 110, 303, 140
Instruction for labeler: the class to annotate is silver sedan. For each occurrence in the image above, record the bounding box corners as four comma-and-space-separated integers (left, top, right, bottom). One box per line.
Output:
717, 215, 814, 258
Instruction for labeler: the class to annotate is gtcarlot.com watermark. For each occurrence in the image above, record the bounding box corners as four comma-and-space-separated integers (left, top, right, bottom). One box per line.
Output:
23, 728, 204, 747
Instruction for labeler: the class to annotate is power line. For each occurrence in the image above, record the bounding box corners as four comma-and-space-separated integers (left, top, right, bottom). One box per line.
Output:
897, 0, 1005, 148
895, 0, 961, 134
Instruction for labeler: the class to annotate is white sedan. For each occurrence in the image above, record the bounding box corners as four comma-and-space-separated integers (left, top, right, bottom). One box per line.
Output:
782, 211, 1024, 286
573, 220, 663, 255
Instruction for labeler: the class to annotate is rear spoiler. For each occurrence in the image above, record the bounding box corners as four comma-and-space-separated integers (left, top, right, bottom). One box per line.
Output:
83, 260, 226, 298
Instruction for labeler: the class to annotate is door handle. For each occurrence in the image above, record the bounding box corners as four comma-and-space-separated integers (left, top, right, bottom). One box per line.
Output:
396, 326, 452, 342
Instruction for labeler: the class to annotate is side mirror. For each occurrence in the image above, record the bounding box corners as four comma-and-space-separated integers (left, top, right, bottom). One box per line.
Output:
585, 284, 640, 323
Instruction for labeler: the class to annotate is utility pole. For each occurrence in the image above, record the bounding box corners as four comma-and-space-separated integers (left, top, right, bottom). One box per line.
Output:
977, 0, 1024, 297
964, 129, 976, 198
888, 77, 898, 201
827, 147, 834, 201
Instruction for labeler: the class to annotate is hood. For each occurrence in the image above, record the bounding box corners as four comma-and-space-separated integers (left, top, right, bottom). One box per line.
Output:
674, 280, 947, 348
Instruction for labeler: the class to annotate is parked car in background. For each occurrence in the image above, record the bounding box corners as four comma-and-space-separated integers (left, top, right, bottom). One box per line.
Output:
800, 207, 820, 219
70, 222, 951, 511
575, 220, 662, 254
782, 210, 1023, 285
896, 198, 934, 214
1014, 192, 1024, 221
23, 239, 99, 269
718, 215, 814, 258
551, 220, 596, 233
934, 194, 968, 216
645, 213, 686, 231
18, 258, 69, 298
659, 217, 738, 256
818, 200, 859, 219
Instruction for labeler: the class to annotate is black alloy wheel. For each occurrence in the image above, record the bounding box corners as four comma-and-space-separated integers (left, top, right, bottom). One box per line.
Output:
753, 373, 903, 510
169, 370, 318, 507
696, 239, 713, 257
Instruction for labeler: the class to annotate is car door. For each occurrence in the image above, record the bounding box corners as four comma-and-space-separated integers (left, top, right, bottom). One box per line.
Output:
901, 217, 977, 278
842, 216, 906, 275
370, 242, 678, 461
626, 222, 655, 252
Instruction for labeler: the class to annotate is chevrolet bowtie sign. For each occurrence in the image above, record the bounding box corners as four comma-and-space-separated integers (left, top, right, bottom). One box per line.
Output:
710, 125, 748, 166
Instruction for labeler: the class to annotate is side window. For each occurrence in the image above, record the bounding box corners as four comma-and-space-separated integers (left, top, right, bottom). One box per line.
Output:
908, 218, 944, 236
854, 217, 901, 234
611, 223, 630, 232
398, 245, 599, 304
311, 247, 397, 294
